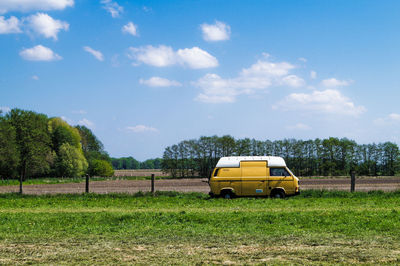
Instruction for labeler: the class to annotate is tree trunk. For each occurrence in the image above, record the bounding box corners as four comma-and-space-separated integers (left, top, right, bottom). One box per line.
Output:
19, 175, 23, 194
19, 169, 23, 194
19, 162, 26, 194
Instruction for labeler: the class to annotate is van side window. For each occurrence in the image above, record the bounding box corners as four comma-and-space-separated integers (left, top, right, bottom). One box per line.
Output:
270, 168, 290, 176
214, 168, 220, 176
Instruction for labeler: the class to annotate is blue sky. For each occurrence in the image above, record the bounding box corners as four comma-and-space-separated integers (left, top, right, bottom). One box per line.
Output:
1, 0, 400, 160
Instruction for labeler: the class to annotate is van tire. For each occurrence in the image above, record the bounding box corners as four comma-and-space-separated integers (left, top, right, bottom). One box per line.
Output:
221, 190, 234, 199
271, 190, 285, 199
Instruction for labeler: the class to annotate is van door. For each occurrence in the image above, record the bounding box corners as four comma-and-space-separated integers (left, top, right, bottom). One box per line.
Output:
240, 161, 268, 196
268, 167, 294, 195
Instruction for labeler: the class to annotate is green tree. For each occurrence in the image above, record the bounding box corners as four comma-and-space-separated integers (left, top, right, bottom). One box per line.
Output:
56, 143, 88, 177
236, 138, 251, 156
111, 157, 140, 169
0, 116, 19, 178
89, 159, 114, 177
382, 142, 400, 175
48, 117, 81, 151
219, 135, 236, 157
75, 125, 104, 155
6, 109, 52, 192
76, 125, 111, 175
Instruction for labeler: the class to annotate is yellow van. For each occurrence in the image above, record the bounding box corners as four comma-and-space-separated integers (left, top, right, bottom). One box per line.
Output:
209, 156, 300, 199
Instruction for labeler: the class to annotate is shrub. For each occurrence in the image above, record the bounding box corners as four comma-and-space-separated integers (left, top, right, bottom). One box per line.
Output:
89, 159, 114, 177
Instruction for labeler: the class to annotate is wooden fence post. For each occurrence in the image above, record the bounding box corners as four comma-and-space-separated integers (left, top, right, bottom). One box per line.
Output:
85, 174, 89, 193
19, 176, 23, 194
151, 174, 155, 195
350, 170, 355, 192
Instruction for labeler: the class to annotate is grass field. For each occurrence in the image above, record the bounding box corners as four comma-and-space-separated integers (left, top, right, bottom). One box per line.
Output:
0, 191, 400, 264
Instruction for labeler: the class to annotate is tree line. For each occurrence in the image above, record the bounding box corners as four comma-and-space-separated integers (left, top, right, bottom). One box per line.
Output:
162, 135, 400, 178
111, 157, 162, 170
0, 109, 114, 183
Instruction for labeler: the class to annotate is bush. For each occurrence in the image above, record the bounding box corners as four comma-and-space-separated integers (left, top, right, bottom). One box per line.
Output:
89, 159, 114, 177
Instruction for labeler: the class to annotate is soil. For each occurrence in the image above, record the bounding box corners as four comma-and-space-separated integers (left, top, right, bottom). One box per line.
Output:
0, 177, 399, 195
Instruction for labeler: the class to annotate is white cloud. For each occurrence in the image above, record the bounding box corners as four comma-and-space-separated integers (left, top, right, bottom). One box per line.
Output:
83, 46, 104, 61
176, 47, 218, 69
0, 16, 22, 33
281, 75, 305, 88
128, 45, 218, 69
0, 0, 74, 14
194, 74, 241, 103
27, 13, 69, 40
194, 58, 303, 103
286, 123, 311, 131
374, 113, 400, 126
0, 106, 11, 114
101, 0, 123, 18
274, 89, 366, 116
78, 118, 94, 129
128, 45, 175, 67
201, 20, 231, 42
122, 22, 138, 36
298, 57, 307, 62
32, 75, 39, 80
139, 77, 181, 87
388, 113, 400, 121
20, 45, 62, 61
126, 125, 158, 133
310, 70, 317, 79
321, 78, 351, 88
240, 60, 294, 77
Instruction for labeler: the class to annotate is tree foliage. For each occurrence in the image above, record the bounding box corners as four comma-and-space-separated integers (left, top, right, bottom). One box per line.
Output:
6, 109, 52, 180
111, 157, 162, 170
56, 143, 88, 177
48, 118, 81, 151
0, 116, 19, 178
89, 159, 114, 177
111, 157, 140, 169
75, 125, 112, 176
162, 136, 400, 178
75, 125, 104, 156
0, 109, 110, 179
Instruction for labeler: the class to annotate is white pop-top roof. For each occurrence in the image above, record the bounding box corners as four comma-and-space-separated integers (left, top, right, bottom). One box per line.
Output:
215, 156, 286, 168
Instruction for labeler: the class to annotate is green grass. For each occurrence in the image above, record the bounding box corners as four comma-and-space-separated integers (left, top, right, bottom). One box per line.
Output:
0, 191, 400, 264
0, 175, 174, 186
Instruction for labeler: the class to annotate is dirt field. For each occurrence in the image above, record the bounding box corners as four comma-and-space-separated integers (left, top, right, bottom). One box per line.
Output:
0, 177, 399, 195
114, 169, 168, 176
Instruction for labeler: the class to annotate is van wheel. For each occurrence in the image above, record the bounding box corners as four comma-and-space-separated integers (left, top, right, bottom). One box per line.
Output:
221, 191, 233, 199
271, 190, 285, 199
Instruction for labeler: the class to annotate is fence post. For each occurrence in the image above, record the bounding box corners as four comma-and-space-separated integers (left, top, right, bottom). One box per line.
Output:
85, 174, 89, 193
350, 170, 355, 192
19, 176, 23, 194
151, 174, 155, 195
